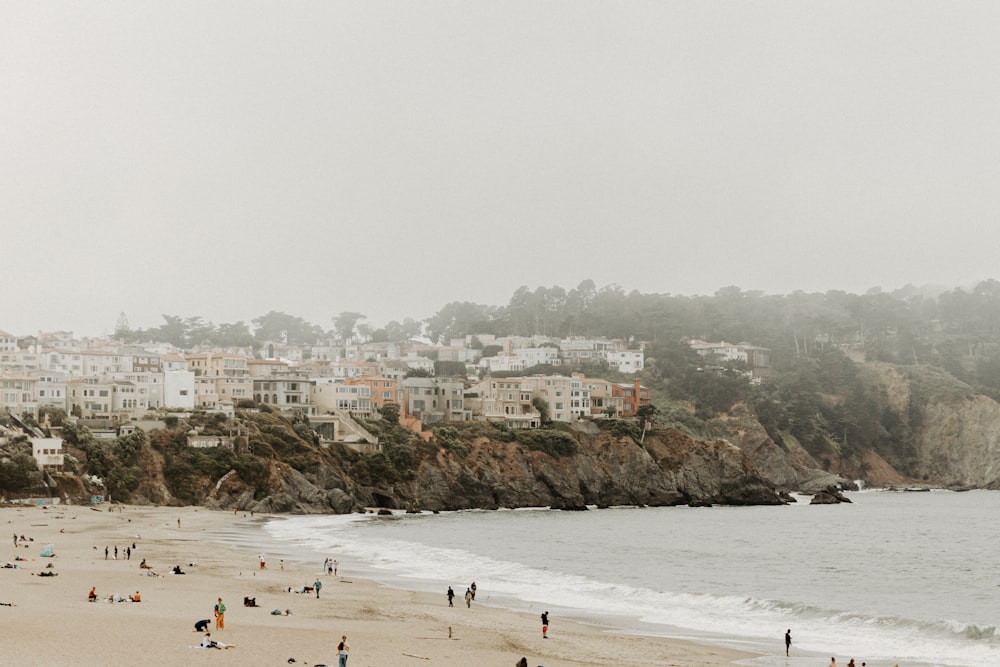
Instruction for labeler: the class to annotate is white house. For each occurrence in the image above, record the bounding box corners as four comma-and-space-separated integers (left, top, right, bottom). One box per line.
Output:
607, 350, 644, 373
163, 370, 195, 409
31, 437, 64, 471
517, 347, 560, 368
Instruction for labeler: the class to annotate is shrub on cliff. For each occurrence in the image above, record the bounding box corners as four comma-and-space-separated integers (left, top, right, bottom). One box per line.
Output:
515, 429, 578, 457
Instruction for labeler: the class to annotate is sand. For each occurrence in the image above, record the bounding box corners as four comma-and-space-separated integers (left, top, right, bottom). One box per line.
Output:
0, 504, 758, 667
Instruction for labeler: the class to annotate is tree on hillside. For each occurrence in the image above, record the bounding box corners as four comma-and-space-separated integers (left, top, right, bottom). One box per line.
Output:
333, 311, 366, 344
253, 311, 323, 345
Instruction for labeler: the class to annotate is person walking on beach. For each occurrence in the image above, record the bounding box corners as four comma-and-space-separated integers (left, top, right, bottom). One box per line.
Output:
333, 559, 338, 576
114, 546, 118, 560
447, 586, 455, 607
324, 557, 329, 574
214, 597, 226, 629
541, 611, 549, 638
470, 580, 477, 600
259, 554, 266, 569
314, 579, 322, 598
785, 629, 791, 656
337, 635, 349, 667
104, 546, 108, 560
464, 588, 473, 608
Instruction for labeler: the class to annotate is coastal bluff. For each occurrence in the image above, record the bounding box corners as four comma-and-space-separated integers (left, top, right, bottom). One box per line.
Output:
205, 424, 791, 513
43, 414, 791, 513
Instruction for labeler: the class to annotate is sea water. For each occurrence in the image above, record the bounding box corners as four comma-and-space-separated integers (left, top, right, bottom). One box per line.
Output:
219, 490, 1000, 667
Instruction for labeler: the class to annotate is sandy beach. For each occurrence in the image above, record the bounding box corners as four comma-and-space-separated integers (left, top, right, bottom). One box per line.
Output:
0, 504, 757, 667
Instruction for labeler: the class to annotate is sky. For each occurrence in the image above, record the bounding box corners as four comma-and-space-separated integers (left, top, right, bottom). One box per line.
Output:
3, 2, 999, 338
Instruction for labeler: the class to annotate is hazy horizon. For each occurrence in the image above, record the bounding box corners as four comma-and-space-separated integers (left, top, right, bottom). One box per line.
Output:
5, 3, 999, 338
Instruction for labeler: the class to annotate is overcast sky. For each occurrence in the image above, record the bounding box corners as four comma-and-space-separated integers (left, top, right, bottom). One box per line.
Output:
3, 2, 999, 337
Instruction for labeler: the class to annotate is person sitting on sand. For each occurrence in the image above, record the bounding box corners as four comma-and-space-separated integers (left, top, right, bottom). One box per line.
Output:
88, 587, 97, 602
130, 591, 141, 602
139, 559, 150, 569
172, 565, 185, 574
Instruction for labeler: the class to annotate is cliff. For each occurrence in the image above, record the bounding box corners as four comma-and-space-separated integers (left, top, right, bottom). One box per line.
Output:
56, 415, 790, 512
715, 362, 1000, 491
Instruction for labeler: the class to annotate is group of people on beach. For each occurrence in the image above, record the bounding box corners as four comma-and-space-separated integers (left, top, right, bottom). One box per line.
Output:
103, 544, 133, 560
446, 580, 478, 608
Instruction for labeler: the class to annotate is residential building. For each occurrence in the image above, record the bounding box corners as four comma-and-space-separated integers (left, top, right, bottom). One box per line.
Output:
31, 437, 64, 471
478, 354, 526, 374
517, 375, 591, 422
517, 347, 560, 368
311, 378, 372, 415
401, 377, 468, 424
401, 355, 435, 375
346, 376, 401, 413
465, 377, 540, 429
611, 379, 651, 417
33, 371, 67, 412
67, 378, 114, 418
186, 352, 249, 378
607, 350, 644, 373
254, 375, 316, 415
247, 359, 291, 377
163, 370, 195, 409
0, 374, 38, 417
0, 330, 17, 352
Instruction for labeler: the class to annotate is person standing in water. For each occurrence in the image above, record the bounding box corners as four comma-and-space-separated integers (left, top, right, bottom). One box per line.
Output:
785, 629, 791, 656
541, 610, 549, 638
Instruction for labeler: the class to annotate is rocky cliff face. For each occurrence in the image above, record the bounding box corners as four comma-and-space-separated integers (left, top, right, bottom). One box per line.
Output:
910, 394, 1000, 489
346, 427, 789, 512
81, 424, 790, 512
715, 362, 1000, 491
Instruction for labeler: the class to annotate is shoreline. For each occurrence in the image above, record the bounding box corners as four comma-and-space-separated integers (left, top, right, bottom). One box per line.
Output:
0, 503, 759, 667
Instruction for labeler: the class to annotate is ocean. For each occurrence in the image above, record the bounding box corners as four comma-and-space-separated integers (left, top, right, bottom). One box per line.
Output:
217, 490, 1000, 667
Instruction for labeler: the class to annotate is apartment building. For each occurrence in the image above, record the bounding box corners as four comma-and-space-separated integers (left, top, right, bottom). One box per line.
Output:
33, 371, 68, 412
518, 375, 591, 421
311, 378, 372, 415
346, 376, 401, 413
465, 377, 540, 429
0, 375, 38, 416
67, 378, 114, 418
401, 377, 468, 424
254, 375, 315, 415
